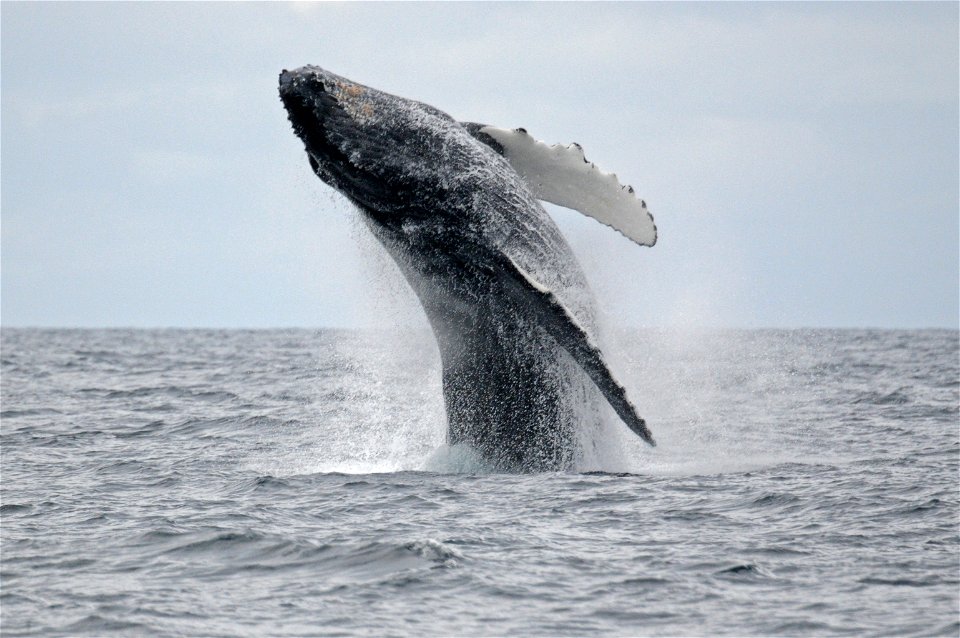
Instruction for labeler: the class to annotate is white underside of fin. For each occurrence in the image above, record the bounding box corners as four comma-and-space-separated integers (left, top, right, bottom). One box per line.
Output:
480, 126, 657, 247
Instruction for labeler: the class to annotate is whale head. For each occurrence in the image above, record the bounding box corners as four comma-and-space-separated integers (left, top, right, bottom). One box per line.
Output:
279, 66, 475, 219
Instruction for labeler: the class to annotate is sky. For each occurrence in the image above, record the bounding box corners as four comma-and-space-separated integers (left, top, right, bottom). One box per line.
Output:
2, 2, 957, 329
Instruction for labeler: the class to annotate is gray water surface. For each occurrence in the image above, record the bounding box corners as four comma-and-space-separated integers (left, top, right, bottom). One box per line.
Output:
1, 328, 957, 636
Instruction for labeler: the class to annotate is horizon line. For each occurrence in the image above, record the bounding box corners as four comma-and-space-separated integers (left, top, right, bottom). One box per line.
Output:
1, 324, 957, 332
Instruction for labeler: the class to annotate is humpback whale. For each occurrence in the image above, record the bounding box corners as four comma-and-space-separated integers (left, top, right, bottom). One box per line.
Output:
279, 66, 657, 471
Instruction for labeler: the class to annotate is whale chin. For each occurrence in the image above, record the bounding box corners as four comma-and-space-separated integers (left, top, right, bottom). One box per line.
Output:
279, 74, 394, 214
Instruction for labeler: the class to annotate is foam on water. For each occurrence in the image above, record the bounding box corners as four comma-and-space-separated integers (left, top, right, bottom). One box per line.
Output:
421, 443, 496, 473
239, 321, 838, 478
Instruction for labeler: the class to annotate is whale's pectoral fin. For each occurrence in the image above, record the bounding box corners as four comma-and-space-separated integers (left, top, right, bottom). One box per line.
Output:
496, 254, 656, 447
462, 123, 657, 248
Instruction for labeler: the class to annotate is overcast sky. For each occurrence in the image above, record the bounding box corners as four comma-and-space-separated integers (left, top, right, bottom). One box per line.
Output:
2, 2, 957, 328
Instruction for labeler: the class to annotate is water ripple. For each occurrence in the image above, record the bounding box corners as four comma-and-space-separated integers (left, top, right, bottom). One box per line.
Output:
0, 328, 956, 637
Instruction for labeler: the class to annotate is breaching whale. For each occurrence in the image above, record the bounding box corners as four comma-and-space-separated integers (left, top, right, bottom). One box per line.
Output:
279, 66, 657, 471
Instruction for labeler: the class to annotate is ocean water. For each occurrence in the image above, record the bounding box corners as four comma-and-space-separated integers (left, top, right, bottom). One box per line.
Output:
1, 327, 957, 636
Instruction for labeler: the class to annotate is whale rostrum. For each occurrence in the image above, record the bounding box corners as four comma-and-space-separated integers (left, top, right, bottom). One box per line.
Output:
279, 66, 656, 471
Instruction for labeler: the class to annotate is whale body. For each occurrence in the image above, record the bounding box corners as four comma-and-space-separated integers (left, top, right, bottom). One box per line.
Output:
279, 66, 656, 471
